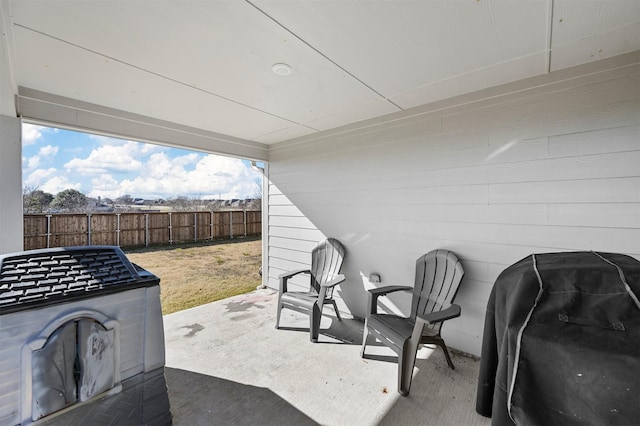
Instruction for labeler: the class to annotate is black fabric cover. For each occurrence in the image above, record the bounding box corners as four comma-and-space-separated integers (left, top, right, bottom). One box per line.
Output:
476, 251, 640, 426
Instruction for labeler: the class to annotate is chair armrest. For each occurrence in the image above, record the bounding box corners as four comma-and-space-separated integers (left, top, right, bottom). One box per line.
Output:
278, 269, 311, 294
416, 303, 461, 325
366, 285, 412, 315
319, 274, 346, 289
317, 274, 346, 302
278, 269, 311, 280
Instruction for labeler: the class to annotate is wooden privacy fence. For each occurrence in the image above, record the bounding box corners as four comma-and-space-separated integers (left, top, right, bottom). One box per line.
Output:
23, 210, 261, 251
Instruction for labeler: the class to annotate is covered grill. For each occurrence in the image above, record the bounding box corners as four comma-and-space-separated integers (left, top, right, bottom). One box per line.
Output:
0, 246, 171, 425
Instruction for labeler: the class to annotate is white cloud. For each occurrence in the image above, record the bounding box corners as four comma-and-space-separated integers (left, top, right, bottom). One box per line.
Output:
23, 145, 59, 172
64, 142, 144, 174
22, 123, 44, 145
86, 154, 261, 200
22, 123, 59, 146
88, 134, 161, 154
24, 168, 57, 186
39, 145, 59, 156
24, 168, 81, 194
40, 176, 82, 195
27, 156, 41, 169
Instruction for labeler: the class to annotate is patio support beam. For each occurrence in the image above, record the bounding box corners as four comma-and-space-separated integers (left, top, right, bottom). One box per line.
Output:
0, 114, 23, 254
0, 5, 24, 254
16, 88, 269, 162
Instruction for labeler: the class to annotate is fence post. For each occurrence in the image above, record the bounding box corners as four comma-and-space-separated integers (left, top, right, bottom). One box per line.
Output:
210, 211, 214, 241
243, 210, 247, 237
194, 212, 197, 243
145, 213, 149, 247
229, 211, 233, 239
168, 212, 173, 244
46, 214, 51, 248
116, 213, 121, 246
87, 213, 92, 246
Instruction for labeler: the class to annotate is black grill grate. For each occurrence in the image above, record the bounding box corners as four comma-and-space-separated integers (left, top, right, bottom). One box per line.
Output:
0, 246, 157, 314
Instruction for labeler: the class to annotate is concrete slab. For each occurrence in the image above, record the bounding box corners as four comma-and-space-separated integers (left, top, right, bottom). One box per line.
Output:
163, 289, 491, 426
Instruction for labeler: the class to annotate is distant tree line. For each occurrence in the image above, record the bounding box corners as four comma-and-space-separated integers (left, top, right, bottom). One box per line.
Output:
22, 186, 261, 214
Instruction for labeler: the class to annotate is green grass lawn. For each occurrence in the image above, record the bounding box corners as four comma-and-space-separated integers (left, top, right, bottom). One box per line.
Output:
125, 237, 262, 315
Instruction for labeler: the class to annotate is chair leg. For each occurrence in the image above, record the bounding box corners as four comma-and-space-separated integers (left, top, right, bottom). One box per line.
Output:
275, 303, 282, 329
310, 302, 321, 343
437, 339, 455, 370
398, 338, 419, 396
330, 300, 341, 320
361, 320, 369, 357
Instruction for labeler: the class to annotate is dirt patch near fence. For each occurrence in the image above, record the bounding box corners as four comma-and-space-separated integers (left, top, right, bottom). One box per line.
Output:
125, 237, 262, 315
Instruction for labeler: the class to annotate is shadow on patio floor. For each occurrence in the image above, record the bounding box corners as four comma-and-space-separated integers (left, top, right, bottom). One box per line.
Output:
165, 368, 316, 426
163, 289, 490, 426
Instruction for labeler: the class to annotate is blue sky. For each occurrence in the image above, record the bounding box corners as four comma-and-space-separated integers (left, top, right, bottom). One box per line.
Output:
22, 123, 263, 200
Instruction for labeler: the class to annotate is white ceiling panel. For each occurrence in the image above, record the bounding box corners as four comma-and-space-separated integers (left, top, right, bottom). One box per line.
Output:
12, 25, 297, 141
252, 0, 548, 100
551, 0, 640, 45
10, 0, 391, 127
3, 0, 639, 147
550, 0, 640, 70
551, 21, 640, 71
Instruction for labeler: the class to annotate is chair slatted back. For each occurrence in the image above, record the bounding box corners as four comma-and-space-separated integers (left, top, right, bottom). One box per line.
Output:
310, 238, 346, 298
410, 249, 464, 331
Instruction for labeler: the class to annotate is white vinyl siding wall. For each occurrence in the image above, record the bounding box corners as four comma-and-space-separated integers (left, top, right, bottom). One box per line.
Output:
267, 57, 639, 356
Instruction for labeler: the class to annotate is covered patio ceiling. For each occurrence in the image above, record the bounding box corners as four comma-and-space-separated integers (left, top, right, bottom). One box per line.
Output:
2, 0, 639, 150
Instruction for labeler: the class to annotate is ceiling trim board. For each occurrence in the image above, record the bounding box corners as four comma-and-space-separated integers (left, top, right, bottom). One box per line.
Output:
17, 87, 269, 161
546, 0, 554, 73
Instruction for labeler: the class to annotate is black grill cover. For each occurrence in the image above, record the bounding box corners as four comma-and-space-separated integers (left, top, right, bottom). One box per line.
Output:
476, 251, 640, 425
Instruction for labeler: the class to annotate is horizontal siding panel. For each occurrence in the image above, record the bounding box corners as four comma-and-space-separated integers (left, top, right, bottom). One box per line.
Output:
454, 278, 494, 319
279, 182, 490, 205
268, 258, 312, 284
271, 132, 489, 174
415, 222, 640, 255
549, 125, 640, 157
269, 256, 309, 277
266, 274, 312, 293
548, 203, 640, 228
268, 215, 317, 229
269, 225, 325, 242
269, 193, 295, 205
303, 202, 549, 227
271, 115, 442, 160
268, 183, 284, 195
269, 236, 318, 252
440, 151, 639, 185
440, 239, 585, 267
442, 73, 639, 135
489, 177, 640, 204
269, 205, 307, 216
488, 99, 640, 144
269, 246, 311, 264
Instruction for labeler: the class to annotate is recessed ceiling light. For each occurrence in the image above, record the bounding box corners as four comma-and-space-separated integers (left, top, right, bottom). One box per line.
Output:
272, 63, 292, 76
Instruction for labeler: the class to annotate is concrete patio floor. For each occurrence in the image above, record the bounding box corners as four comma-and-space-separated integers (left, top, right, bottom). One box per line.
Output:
162, 289, 491, 426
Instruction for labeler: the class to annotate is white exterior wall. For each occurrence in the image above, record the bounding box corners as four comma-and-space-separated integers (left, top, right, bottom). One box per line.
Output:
267, 56, 640, 356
